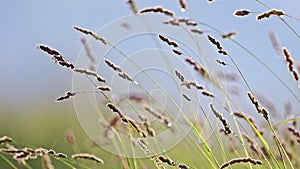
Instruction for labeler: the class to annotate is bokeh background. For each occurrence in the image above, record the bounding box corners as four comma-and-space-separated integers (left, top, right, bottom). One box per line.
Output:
0, 0, 299, 167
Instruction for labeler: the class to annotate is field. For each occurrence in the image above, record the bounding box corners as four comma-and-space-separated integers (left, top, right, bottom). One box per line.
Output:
1, 1, 300, 169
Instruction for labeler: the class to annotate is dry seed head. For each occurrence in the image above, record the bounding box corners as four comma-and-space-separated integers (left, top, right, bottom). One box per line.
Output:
182, 93, 191, 101
118, 72, 134, 82
220, 157, 262, 169
287, 126, 300, 139
178, 163, 190, 169
163, 19, 180, 26
104, 58, 122, 72
207, 35, 227, 55
144, 104, 171, 127
222, 32, 237, 39
56, 91, 76, 102
64, 128, 76, 145
242, 134, 260, 155
173, 49, 182, 55
54, 153, 67, 158
139, 6, 174, 17
37, 44, 75, 69
257, 9, 285, 20
190, 29, 203, 35
178, 18, 197, 26
283, 47, 299, 81
158, 34, 179, 48
73, 26, 107, 44
201, 90, 215, 98
0, 136, 13, 144
181, 81, 204, 90
175, 70, 185, 82
216, 59, 227, 66
80, 37, 96, 71
234, 9, 250, 16
268, 30, 281, 56
210, 103, 232, 134
73, 67, 106, 83
233, 112, 263, 135
71, 153, 104, 164
127, 0, 138, 14
128, 118, 147, 138
247, 92, 269, 120
107, 103, 123, 118
42, 154, 54, 169
179, 0, 186, 12
97, 85, 111, 91
139, 115, 156, 137
158, 155, 176, 166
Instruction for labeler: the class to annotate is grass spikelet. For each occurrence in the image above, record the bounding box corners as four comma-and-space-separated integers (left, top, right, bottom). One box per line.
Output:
233, 112, 263, 135
13, 151, 30, 160
139, 115, 156, 137
175, 70, 185, 83
107, 103, 124, 119
0, 136, 13, 144
216, 59, 227, 66
80, 37, 96, 71
182, 93, 191, 101
144, 104, 172, 127
64, 129, 76, 145
71, 153, 104, 164
268, 30, 281, 56
207, 35, 228, 55
173, 49, 182, 55
136, 138, 153, 158
190, 29, 203, 34
243, 134, 260, 156
247, 92, 269, 120
201, 90, 215, 98
139, 6, 174, 17
222, 32, 237, 39
158, 34, 179, 48
127, 0, 138, 14
37, 44, 75, 69
287, 126, 300, 139
181, 81, 204, 90
178, 163, 189, 169
56, 91, 76, 102
128, 118, 147, 137
42, 154, 54, 169
234, 9, 250, 16
185, 57, 209, 78
104, 58, 122, 72
220, 157, 262, 169
163, 19, 180, 26
179, 0, 186, 12
73, 67, 106, 82
178, 18, 197, 26
283, 47, 299, 81
107, 103, 146, 137
54, 153, 67, 158
158, 155, 176, 166
118, 72, 134, 82
210, 103, 232, 134
97, 85, 111, 91
73, 26, 107, 45
257, 9, 285, 20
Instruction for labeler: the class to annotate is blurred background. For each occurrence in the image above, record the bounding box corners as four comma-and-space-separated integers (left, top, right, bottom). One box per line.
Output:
0, 0, 299, 167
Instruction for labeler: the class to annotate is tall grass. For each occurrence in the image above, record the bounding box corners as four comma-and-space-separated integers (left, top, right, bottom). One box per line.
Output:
1, 1, 299, 168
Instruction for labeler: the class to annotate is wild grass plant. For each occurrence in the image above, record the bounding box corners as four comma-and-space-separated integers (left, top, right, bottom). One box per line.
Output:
1, 1, 300, 168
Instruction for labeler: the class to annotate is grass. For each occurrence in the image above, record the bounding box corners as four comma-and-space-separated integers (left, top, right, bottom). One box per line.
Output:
1, 0, 300, 168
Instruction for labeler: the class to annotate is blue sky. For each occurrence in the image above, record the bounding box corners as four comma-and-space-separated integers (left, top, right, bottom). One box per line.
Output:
0, 1, 299, 113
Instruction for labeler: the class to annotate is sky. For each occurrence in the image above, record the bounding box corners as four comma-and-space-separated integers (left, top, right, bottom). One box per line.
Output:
0, 0, 299, 114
